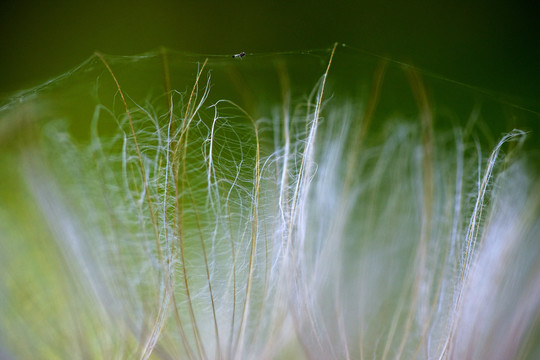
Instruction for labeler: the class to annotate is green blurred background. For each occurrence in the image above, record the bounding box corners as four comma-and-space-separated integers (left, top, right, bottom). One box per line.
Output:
0, 0, 538, 110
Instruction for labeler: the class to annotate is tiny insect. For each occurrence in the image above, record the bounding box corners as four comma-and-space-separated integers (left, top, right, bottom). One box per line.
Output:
232, 52, 246, 59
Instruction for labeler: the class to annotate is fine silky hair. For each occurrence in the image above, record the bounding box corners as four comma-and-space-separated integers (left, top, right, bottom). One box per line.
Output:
1, 44, 539, 359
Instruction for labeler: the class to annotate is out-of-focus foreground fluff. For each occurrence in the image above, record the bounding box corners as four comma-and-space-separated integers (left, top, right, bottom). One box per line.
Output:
1, 45, 539, 359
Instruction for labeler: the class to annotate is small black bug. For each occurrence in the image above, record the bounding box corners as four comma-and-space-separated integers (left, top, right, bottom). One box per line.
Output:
232, 52, 246, 59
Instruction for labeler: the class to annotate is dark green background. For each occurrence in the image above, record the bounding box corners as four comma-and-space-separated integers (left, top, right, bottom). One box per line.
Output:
1, 0, 538, 108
